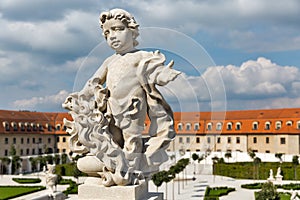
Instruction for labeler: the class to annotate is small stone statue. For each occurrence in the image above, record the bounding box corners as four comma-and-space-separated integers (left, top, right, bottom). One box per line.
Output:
267, 169, 275, 182
63, 8, 180, 187
45, 164, 58, 193
275, 167, 283, 182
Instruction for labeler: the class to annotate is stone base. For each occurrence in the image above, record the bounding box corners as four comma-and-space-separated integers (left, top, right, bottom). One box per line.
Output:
275, 175, 283, 182
78, 180, 162, 200
31, 192, 66, 200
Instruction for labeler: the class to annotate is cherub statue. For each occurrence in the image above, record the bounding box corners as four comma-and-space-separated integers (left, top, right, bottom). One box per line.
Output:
63, 8, 180, 186
45, 164, 58, 193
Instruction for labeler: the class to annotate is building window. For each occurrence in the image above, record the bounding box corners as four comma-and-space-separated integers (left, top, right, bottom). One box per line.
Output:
25, 122, 31, 131
3, 122, 10, 131
177, 123, 183, 131
252, 122, 258, 130
227, 137, 231, 144
56, 124, 61, 131
280, 137, 286, 144
179, 137, 183, 143
196, 137, 200, 143
207, 137, 211, 144
32, 149, 35, 155
186, 137, 190, 143
38, 124, 43, 131
216, 122, 222, 131
63, 149, 66, 153
4, 150, 8, 156
4, 138, 8, 144
217, 137, 221, 143
56, 137, 60, 143
13, 138, 16, 144
47, 124, 52, 131
38, 138, 42, 143
32, 138, 35, 144
12, 122, 18, 131
266, 150, 270, 153
186, 123, 191, 131
27, 138, 30, 144
32, 123, 37, 131
21, 138, 24, 144
265, 122, 271, 130
236, 137, 240, 144
227, 122, 232, 130
253, 137, 257, 144
236, 122, 241, 130
286, 121, 293, 126
26, 149, 29, 155
63, 126, 67, 131
19, 122, 25, 131
194, 123, 200, 131
266, 137, 269, 144
207, 123, 212, 131
62, 137, 66, 143
48, 138, 51, 144
20, 149, 23, 156
298, 121, 300, 129
275, 121, 282, 130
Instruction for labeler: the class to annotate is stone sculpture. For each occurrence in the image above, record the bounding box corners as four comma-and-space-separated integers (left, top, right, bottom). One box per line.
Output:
45, 164, 58, 193
275, 167, 283, 182
267, 169, 275, 182
62, 8, 180, 187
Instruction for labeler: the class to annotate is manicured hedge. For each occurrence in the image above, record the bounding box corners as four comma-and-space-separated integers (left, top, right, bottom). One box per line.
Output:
214, 162, 300, 180
242, 182, 300, 190
204, 186, 235, 199
12, 178, 41, 184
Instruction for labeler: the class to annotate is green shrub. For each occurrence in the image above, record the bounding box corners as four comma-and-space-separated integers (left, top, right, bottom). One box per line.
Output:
255, 182, 279, 200
12, 178, 41, 184
241, 182, 264, 189
63, 181, 78, 195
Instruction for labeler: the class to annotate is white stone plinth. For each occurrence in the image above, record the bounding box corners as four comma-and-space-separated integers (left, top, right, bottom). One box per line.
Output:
78, 181, 162, 200
275, 175, 283, 182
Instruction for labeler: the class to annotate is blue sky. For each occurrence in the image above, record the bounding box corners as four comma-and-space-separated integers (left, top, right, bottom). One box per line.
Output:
0, 0, 300, 112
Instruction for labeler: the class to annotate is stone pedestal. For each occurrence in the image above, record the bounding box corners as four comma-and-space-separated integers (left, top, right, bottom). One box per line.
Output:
78, 179, 162, 200
275, 175, 283, 182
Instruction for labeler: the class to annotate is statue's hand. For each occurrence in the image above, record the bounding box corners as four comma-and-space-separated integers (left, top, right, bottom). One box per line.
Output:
156, 60, 181, 85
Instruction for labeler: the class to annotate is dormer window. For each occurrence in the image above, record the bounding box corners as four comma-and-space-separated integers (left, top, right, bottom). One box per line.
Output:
216, 122, 222, 131
56, 124, 61, 131
275, 121, 282, 130
19, 122, 25, 131
2, 121, 9, 131
25, 122, 31, 131
265, 121, 271, 130
207, 122, 212, 131
236, 122, 242, 130
177, 123, 183, 131
46, 123, 52, 131
286, 121, 293, 126
227, 122, 232, 130
31, 123, 37, 131
11, 122, 18, 131
194, 123, 200, 131
297, 121, 300, 129
252, 122, 259, 130
186, 123, 191, 131
37, 124, 43, 131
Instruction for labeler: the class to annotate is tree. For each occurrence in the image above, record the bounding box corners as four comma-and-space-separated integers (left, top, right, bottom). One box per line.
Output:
275, 153, 283, 163
292, 155, 299, 180
192, 153, 199, 174
224, 151, 232, 163
256, 182, 279, 200
254, 157, 261, 179
152, 170, 168, 192
61, 153, 68, 164
9, 145, 22, 174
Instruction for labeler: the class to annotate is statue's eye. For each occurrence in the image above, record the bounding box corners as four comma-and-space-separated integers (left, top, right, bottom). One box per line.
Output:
104, 30, 109, 36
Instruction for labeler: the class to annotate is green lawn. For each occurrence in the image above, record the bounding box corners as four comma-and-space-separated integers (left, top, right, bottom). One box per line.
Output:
0, 186, 45, 200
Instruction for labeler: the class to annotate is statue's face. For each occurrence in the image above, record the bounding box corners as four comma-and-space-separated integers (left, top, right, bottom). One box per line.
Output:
103, 19, 134, 53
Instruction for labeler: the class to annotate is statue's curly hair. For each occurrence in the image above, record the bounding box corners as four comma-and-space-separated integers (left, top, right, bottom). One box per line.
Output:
99, 8, 139, 47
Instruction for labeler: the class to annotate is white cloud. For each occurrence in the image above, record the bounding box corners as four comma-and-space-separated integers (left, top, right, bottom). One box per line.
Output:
160, 57, 300, 111
11, 90, 69, 111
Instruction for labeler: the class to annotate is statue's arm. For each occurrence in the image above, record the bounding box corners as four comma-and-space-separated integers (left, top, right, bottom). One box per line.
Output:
79, 64, 108, 98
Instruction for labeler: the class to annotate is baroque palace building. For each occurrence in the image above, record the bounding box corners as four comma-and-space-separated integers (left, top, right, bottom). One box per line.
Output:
1, 108, 300, 160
